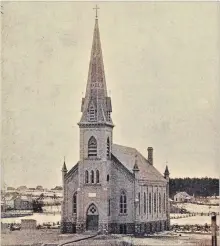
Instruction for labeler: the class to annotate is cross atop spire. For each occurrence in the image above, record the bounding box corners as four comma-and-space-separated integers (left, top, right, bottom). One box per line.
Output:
93, 5, 99, 19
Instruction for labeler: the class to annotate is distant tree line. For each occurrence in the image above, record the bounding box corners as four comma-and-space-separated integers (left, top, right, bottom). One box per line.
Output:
169, 178, 219, 198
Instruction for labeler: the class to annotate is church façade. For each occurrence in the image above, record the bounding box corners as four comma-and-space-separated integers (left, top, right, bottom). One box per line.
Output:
61, 11, 170, 235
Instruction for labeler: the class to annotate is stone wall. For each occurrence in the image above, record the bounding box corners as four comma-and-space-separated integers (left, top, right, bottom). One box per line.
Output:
21, 219, 36, 230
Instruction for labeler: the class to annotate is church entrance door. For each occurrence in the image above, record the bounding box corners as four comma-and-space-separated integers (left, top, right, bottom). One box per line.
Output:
86, 204, 99, 231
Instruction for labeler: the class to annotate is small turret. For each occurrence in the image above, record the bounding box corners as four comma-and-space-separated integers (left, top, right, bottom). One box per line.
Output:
133, 155, 140, 174
62, 157, 67, 174
61, 157, 67, 200
164, 165, 170, 180
62, 157, 67, 185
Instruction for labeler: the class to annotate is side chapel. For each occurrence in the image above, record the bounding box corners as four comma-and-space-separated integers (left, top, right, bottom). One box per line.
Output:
61, 10, 170, 235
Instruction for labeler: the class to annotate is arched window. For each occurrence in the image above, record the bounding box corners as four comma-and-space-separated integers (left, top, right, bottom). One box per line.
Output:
91, 170, 94, 183
120, 191, 127, 214
107, 137, 110, 158
138, 192, 141, 215
96, 170, 99, 183
149, 192, 152, 214
108, 199, 111, 216
85, 170, 89, 183
154, 193, 157, 213
88, 136, 97, 157
89, 104, 96, 121
163, 193, 166, 212
159, 193, 161, 213
73, 192, 77, 214
144, 192, 146, 214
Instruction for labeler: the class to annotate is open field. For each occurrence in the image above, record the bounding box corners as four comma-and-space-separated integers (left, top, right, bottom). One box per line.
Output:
123, 233, 216, 246
171, 215, 220, 226
1, 213, 61, 224
1, 229, 218, 246
3, 213, 219, 227
1, 203, 219, 245
174, 203, 219, 213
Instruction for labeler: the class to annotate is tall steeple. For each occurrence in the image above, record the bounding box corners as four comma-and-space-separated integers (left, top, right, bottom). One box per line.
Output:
79, 10, 113, 127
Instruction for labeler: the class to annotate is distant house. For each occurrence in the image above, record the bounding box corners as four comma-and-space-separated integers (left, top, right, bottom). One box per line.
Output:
29, 188, 36, 191
17, 186, 28, 192
174, 192, 194, 203
14, 196, 33, 210
51, 186, 63, 191
5, 194, 17, 209
36, 185, 44, 191
7, 187, 15, 191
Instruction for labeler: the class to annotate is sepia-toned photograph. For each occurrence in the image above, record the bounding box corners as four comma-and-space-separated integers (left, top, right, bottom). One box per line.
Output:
1, 2, 219, 245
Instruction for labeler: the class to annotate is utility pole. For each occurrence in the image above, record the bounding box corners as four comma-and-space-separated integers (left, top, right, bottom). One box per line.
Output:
211, 212, 217, 246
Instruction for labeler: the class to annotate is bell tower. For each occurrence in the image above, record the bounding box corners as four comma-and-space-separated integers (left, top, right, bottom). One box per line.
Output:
76, 7, 114, 233
78, 8, 114, 162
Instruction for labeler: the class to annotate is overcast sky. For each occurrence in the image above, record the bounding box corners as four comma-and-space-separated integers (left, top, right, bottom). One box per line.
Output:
2, 2, 220, 189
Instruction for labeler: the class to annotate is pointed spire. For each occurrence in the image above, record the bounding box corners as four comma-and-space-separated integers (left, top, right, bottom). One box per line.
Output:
133, 155, 139, 172
164, 165, 170, 178
87, 17, 107, 96
62, 157, 67, 173
79, 10, 113, 127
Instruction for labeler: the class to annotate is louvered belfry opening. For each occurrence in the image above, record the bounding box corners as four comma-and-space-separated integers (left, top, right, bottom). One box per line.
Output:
88, 136, 97, 158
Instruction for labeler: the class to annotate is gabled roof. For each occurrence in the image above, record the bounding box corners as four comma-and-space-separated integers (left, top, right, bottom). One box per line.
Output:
15, 195, 33, 202
5, 194, 17, 201
65, 162, 79, 180
112, 144, 166, 183
175, 191, 191, 197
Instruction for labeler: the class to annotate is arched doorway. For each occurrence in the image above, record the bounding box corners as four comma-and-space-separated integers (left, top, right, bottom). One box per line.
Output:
86, 204, 99, 231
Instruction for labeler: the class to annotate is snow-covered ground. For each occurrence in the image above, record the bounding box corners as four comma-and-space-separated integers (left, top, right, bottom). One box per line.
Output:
3, 213, 219, 227
23, 190, 62, 198
1, 213, 61, 225
171, 215, 220, 226
2, 230, 213, 246
122, 232, 212, 246
175, 203, 219, 213
1, 206, 61, 224
209, 198, 219, 205
42, 205, 61, 213
170, 213, 189, 218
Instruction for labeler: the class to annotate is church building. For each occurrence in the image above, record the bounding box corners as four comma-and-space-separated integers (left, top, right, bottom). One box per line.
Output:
61, 12, 170, 235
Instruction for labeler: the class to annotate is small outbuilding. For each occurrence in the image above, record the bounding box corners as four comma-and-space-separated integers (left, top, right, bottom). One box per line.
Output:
174, 192, 194, 203
14, 196, 33, 210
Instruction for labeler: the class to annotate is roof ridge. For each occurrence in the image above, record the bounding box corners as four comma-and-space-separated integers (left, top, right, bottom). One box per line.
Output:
111, 154, 134, 177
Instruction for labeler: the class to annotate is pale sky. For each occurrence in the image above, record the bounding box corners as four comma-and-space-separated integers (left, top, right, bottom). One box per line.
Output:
1, 2, 220, 188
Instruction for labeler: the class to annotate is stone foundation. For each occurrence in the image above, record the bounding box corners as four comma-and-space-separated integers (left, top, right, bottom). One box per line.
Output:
108, 223, 134, 234
60, 222, 76, 233
61, 220, 169, 234
76, 222, 85, 233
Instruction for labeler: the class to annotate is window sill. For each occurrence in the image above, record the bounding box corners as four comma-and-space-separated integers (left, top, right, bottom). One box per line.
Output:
119, 213, 128, 216
84, 183, 101, 186
85, 158, 101, 161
